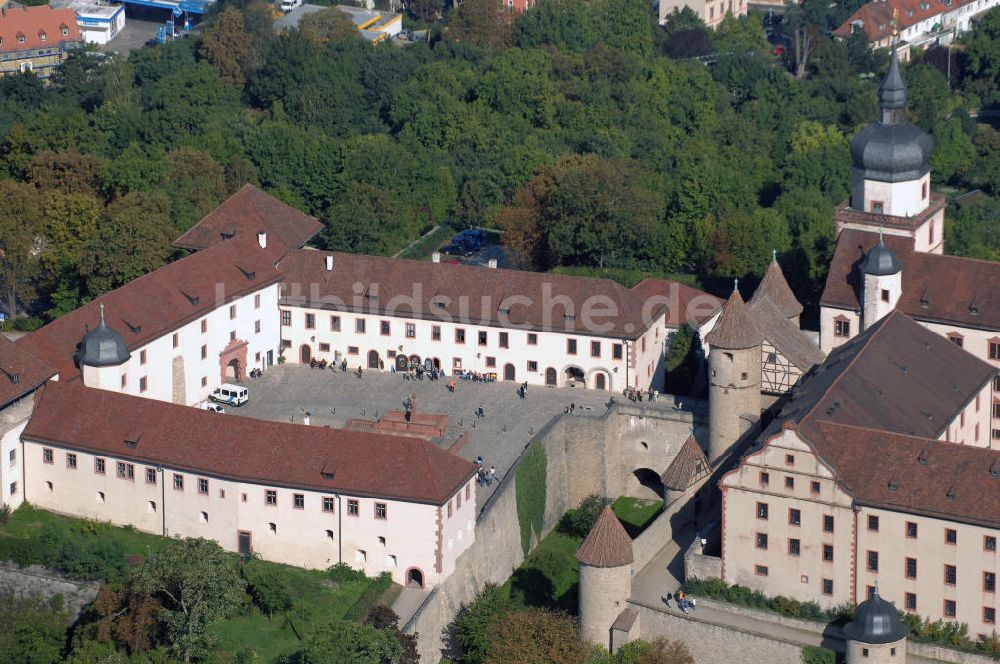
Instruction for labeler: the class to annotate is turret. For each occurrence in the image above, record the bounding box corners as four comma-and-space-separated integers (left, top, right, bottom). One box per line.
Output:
861, 231, 902, 331
749, 251, 803, 327
843, 587, 908, 664
706, 282, 763, 465
577, 505, 634, 651
78, 303, 130, 391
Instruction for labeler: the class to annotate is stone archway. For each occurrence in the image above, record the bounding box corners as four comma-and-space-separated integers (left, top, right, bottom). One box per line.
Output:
405, 567, 425, 589
633, 468, 665, 501
219, 338, 248, 384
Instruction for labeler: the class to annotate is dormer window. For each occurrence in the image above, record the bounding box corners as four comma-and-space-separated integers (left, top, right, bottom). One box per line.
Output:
39, 31, 47, 42
17, 32, 25, 44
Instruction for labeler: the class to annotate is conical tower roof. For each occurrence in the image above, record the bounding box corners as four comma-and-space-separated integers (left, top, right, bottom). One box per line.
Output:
705, 285, 763, 350
750, 255, 803, 319
576, 505, 633, 568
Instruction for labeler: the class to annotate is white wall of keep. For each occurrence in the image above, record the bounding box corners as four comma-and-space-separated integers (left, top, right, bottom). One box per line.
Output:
1, 419, 27, 509
279, 306, 665, 392
862, 271, 902, 331
20, 440, 470, 588
852, 174, 930, 218
84, 284, 281, 406
819, 306, 861, 355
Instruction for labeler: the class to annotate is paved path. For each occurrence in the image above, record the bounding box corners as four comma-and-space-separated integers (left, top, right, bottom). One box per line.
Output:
392, 586, 431, 628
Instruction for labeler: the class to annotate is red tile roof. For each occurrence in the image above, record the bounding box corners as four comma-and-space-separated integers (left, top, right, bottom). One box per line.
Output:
832, 0, 971, 43
0, 335, 56, 409
660, 435, 710, 490
705, 288, 763, 350
0, 6, 80, 54
822, 229, 1000, 331
18, 234, 284, 381
576, 505, 633, 567
278, 250, 670, 339
629, 278, 724, 327
173, 185, 323, 252
24, 381, 476, 505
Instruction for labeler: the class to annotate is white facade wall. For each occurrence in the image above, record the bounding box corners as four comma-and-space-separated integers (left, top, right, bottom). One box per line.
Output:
1, 419, 28, 510
851, 173, 930, 218
20, 439, 474, 588
862, 271, 902, 331
76, 6, 125, 45
279, 305, 666, 393
84, 284, 281, 406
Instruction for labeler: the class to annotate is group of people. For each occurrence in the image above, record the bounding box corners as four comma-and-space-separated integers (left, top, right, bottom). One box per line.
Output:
456, 370, 497, 383
663, 589, 696, 613
475, 457, 496, 486
392, 364, 444, 382
247, 368, 263, 380
624, 387, 659, 403
516, 381, 529, 399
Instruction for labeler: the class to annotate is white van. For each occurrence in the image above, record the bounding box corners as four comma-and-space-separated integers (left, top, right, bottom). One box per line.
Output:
210, 384, 248, 406
280, 0, 301, 12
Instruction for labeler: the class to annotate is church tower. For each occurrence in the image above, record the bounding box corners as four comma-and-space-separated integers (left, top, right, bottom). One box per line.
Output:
840, 43, 942, 253
861, 231, 902, 331
705, 283, 763, 464
78, 303, 130, 392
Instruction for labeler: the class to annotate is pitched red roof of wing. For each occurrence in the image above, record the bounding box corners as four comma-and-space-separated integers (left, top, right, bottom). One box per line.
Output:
832, 0, 970, 43
0, 6, 80, 53
278, 250, 667, 339
0, 335, 56, 408
24, 381, 476, 505
18, 234, 284, 381
821, 229, 1000, 331
629, 278, 723, 327
173, 185, 323, 252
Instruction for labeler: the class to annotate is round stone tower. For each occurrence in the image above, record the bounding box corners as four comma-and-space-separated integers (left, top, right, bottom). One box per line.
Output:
576, 505, 634, 650
78, 303, 130, 391
843, 587, 908, 663
705, 283, 763, 465
861, 231, 902, 331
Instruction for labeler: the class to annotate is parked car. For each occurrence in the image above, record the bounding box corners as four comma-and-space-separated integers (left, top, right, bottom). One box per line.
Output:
210, 384, 248, 406
196, 401, 225, 414
441, 243, 470, 256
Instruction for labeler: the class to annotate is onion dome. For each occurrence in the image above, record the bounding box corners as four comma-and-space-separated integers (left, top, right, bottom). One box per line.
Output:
750, 252, 803, 319
576, 505, 633, 568
705, 282, 764, 350
77, 303, 130, 368
861, 234, 901, 276
849, 43, 933, 183
844, 587, 908, 644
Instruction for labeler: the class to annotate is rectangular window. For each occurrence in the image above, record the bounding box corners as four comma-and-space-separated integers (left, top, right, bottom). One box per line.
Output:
43, 448, 53, 464
229, 304, 237, 320
788, 538, 800, 556
294, 493, 304, 509
140, 349, 147, 365
946, 528, 957, 544
905, 557, 917, 579
990, 342, 1000, 361
146, 468, 157, 485
323, 497, 335, 512
881, 289, 890, 302
9, 482, 16, 495
173, 474, 184, 491
756, 533, 768, 549
455, 328, 465, 344
871, 201, 884, 214
306, 313, 316, 330
755, 565, 768, 576
527, 333, 538, 346
944, 600, 956, 618
905, 593, 917, 611
201, 319, 208, 333
986, 572, 996, 592
66, 453, 77, 469
485, 356, 496, 368
447, 502, 453, 518
255, 293, 261, 309
907, 522, 918, 538
823, 515, 834, 533
95, 458, 105, 474
375, 502, 387, 519
986, 536, 997, 552
432, 326, 441, 341
789, 508, 801, 526
198, 478, 208, 495
380, 320, 390, 336
121, 374, 127, 389
567, 339, 577, 355
785, 476, 794, 489
810, 481, 820, 495
139, 376, 148, 393
868, 515, 879, 532
319, 343, 330, 352
281, 310, 291, 326
823, 544, 834, 562
7, 449, 12, 466
201, 345, 207, 360
478, 331, 487, 346
613, 343, 623, 360
834, 319, 851, 337
348, 346, 358, 355
172, 333, 179, 348
986, 607, 996, 625
759, 471, 769, 486
945, 564, 957, 585
266, 490, 277, 506
356, 319, 366, 334
822, 578, 833, 595
591, 341, 601, 357
405, 323, 416, 339
347, 499, 359, 516
785, 453, 795, 465
499, 332, 509, 348
330, 316, 341, 332
255, 320, 261, 334
116, 462, 129, 479
757, 502, 768, 520
527, 360, 538, 372
867, 550, 879, 572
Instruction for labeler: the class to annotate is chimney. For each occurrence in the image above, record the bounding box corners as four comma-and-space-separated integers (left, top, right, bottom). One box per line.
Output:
257, 231, 267, 249
487, 258, 498, 269
431, 252, 441, 263
325, 254, 334, 271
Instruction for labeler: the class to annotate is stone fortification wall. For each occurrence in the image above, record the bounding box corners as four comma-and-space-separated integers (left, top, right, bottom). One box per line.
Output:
683, 539, 723, 581
0, 562, 100, 621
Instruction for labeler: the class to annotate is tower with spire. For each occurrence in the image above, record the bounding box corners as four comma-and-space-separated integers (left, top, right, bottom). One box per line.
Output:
77, 303, 131, 391
860, 228, 903, 330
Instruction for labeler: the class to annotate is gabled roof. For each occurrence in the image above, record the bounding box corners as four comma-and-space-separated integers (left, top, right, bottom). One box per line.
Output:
576, 505, 633, 567
833, 0, 973, 43
704, 288, 763, 350
278, 250, 668, 339
660, 435, 710, 490
173, 185, 323, 252
749, 259, 802, 319
24, 381, 476, 505
822, 229, 1000, 331
0, 6, 80, 54
0, 335, 56, 409
18, 234, 284, 381
629, 278, 723, 328
747, 297, 825, 372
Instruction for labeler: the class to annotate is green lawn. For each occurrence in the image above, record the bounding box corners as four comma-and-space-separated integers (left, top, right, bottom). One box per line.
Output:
612, 496, 664, 538
503, 530, 583, 614
396, 225, 453, 260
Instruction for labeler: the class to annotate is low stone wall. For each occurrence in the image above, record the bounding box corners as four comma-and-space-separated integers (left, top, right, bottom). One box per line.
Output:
0, 562, 100, 621
683, 538, 722, 581
631, 477, 709, 572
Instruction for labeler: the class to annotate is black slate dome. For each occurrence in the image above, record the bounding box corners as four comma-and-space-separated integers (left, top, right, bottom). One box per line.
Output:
850, 44, 933, 183
844, 588, 908, 645
78, 303, 130, 368
861, 236, 901, 276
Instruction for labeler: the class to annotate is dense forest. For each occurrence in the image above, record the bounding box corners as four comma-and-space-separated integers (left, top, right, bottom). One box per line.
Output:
1, 0, 999, 329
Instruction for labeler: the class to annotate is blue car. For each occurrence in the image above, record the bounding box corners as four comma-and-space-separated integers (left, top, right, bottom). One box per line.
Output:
452, 229, 487, 252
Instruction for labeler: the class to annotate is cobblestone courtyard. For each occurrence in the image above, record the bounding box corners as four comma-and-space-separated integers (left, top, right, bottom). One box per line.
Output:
228, 364, 615, 507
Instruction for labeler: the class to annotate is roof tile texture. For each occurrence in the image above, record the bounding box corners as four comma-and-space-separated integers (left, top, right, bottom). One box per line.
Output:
705, 289, 763, 350
576, 505, 633, 567
0, 6, 80, 54
750, 260, 803, 319
0, 335, 56, 408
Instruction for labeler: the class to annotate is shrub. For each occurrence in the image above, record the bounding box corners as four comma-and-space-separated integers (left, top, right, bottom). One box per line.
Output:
0, 503, 12, 525
556, 494, 602, 539
801, 645, 837, 664
242, 564, 292, 617
327, 562, 367, 584
453, 584, 512, 664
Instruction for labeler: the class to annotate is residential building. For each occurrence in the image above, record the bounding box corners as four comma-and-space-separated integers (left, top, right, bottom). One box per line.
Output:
833, 0, 1000, 51
659, 0, 748, 29
72, 1, 125, 45
0, 5, 81, 78
22, 380, 476, 588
